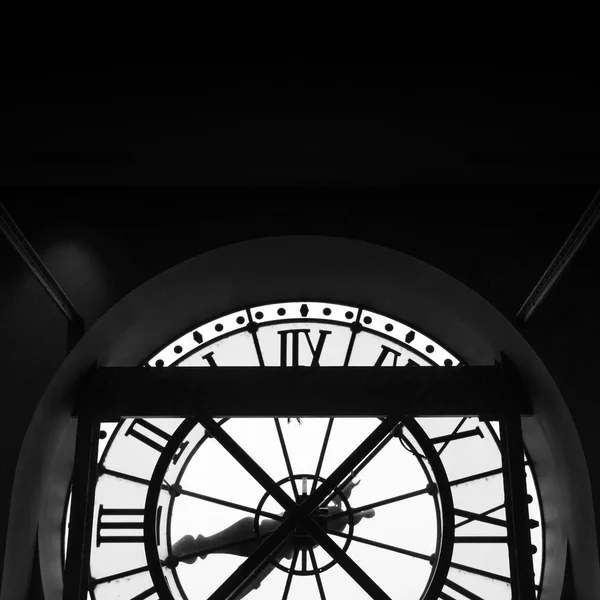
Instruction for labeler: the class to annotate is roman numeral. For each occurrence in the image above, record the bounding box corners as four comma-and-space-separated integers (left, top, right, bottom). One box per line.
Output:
375, 345, 402, 366
96, 505, 145, 546
374, 345, 420, 367
202, 351, 217, 366
455, 505, 507, 529
125, 419, 172, 452
430, 427, 483, 446
278, 329, 332, 366
429, 418, 483, 454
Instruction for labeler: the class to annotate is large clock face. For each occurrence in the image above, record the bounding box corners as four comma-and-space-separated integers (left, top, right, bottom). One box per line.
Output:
68, 301, 544, 600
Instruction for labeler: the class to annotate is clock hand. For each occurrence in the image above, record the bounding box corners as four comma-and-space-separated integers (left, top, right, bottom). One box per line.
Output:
232, 543, 295, 600
173, 487, 374, 561
172, 515, 281, 564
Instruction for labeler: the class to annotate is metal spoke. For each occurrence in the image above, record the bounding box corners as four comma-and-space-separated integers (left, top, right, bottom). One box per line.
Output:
197, 416, 298, 516
101, 466, 282, 521
275, 418, 300, 501
282, 549, 299, 600
323, 431, 394, 506
309, 548, 327, 600
304, 416, 400, 514
455, 507, 506, 528
446, 578, 486, 600
177, 487, 284, 520
448, 562, 511, 585
170, 532, 273, 564
329, 531, 512, 585
301, 548, 307, 571
328, 530, 430, 561
100, 466, 156, 487
93, 564, 150, 586
304, 527, 392, 600
440, 592, 460, 600
311, 418, 334, 494
326, 486, 428, 520
450, 467, 502, 487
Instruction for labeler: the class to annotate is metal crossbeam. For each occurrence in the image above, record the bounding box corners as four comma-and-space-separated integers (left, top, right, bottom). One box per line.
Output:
78, 365, 530, 419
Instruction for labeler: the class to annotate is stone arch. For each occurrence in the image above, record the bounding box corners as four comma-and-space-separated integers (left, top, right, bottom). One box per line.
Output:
2, 236, 598, 600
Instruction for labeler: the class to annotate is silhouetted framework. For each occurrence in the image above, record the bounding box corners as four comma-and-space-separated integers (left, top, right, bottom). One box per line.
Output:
64, 360, 536, 600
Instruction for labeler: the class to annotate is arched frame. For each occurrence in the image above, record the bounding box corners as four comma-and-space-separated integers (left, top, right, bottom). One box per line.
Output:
2, 236, 598, 600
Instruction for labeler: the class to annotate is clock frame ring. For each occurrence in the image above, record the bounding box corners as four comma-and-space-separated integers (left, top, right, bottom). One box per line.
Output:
142, 416, 455, 600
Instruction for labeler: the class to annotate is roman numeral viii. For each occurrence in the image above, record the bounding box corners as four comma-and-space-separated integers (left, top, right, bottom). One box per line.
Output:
278, 329, 332, 366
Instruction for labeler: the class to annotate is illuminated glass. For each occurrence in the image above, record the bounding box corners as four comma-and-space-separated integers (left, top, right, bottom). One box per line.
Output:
64, 301, 543, 600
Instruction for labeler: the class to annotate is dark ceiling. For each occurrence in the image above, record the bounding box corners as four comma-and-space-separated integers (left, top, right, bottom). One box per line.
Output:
3, 62, 600, 186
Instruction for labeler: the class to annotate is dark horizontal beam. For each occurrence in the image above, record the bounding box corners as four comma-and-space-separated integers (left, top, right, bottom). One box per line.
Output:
77, 365, 530, 419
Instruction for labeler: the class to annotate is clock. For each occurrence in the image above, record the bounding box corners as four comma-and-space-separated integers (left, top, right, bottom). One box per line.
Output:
67, 301, 543, 600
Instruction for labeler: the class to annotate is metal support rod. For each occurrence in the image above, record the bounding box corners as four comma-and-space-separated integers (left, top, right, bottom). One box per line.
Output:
499, 357, 535, 600
62, 414, 99, 600
0, 202, 84, 326
516, 188, 600, 323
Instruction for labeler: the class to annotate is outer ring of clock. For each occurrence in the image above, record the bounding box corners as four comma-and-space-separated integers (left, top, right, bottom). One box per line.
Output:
143, 417, 454, 600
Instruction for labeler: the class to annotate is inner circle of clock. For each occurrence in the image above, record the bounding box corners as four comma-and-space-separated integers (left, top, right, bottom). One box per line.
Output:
161, 417, 444, 600
251, 473, 358, 576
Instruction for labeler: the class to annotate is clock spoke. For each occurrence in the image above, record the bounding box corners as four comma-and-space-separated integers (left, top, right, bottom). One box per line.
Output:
329, 530, 513, 585
448, 562, 512, 585
282, 548, 299, 600
246, 309, 265, 367
176, 487, 284, 521
327, 529, 431, 562
274, 418, 300, 501
205, 525, 296, 600
450, 467, 503, 487
343, 308, 362, 366
100, 465, 282, 520
322, 430, 394, 506
326, 486, 429, 520
92, 564, 150, 586
311, 418, 334, 494
99, 466, 154, 487
309, 548, 327, 600
445, 578, 486, 600
301, 522, 392, 600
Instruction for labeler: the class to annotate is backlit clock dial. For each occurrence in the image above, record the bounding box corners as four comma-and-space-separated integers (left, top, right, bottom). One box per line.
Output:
66, 301, 543, 600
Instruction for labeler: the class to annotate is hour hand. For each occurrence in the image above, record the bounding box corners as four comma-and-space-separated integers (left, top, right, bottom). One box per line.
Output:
171, 534, 208, 564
